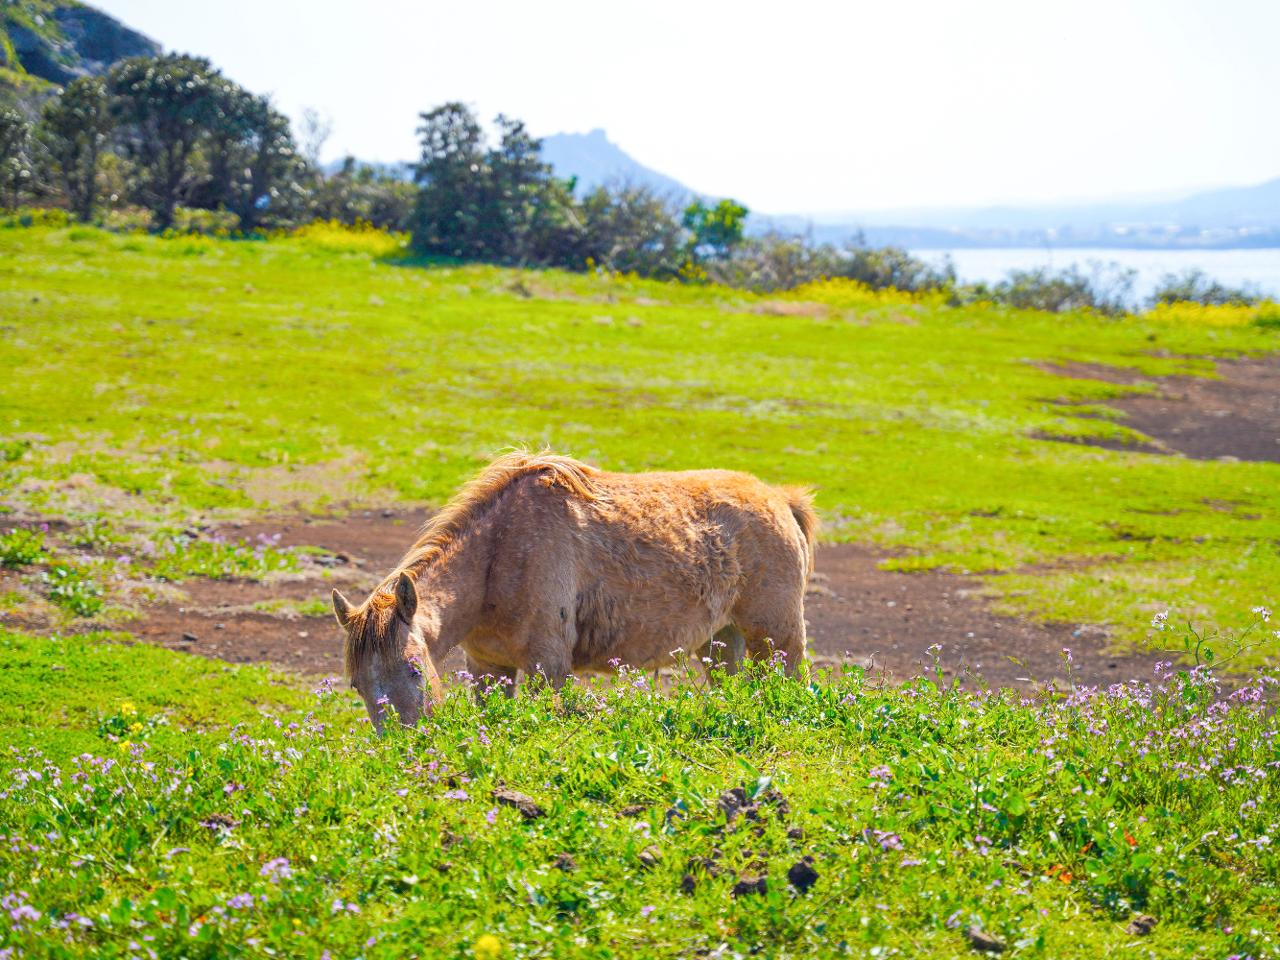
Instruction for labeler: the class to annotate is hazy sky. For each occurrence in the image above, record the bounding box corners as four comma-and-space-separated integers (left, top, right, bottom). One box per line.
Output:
93, 0, 1280, 214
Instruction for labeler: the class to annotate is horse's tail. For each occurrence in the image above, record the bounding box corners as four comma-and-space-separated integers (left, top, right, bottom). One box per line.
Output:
782, 486, 818, 579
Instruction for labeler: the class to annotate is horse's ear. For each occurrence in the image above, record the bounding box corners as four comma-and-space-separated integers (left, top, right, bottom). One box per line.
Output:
332, 589, 353, 628
394, 572, 418, 622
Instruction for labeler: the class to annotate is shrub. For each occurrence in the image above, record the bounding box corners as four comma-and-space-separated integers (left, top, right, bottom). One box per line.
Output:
966, 261, 1136, 315
1151, 268, 1261, 307
0, 527, 46, 567
40, 563, 104, 616
168, 206, 238, 236
147, 532, 298, 582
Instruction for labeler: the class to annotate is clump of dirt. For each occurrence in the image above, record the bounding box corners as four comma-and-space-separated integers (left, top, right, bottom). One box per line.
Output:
1041, 356, 1280, 463
492, 787, 545, 820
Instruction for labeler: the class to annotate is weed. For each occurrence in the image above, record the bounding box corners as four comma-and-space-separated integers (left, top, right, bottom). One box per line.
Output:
0, 527, 46, 567
39, 563, 104, 616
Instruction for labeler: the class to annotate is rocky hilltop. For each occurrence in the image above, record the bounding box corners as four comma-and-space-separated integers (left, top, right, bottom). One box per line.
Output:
1, 2, 160, 89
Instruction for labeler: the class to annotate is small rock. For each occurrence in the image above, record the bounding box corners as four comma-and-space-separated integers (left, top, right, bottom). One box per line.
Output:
492, 788, 545, 820
618, 804, 647, 818
381, 509, 394, 518
679, 873, 697, 894
964, 926, 1005, 954
637, 846, 662, 869
214, 623, 225, 630
181, 632, 198, 643
787, 856, 819, 893
551, 852, 577, 873
731, 874, 768, 897
1126, 915, 1158, 936
786, 826, 806, 841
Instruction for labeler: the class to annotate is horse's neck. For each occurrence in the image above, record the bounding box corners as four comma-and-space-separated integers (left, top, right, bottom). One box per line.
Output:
411, 522, 492, 656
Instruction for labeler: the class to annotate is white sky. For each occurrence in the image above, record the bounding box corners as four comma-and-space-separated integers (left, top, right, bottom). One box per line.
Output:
92, 0, 1280, 214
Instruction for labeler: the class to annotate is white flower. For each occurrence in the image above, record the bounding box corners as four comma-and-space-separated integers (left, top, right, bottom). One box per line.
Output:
1251, 605, 1271, 623
1151, 610, 1170, 630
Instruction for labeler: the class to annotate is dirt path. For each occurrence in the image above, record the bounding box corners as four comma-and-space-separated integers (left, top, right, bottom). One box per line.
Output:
1043, 355, 1280, 462
130, 509, 1161, 689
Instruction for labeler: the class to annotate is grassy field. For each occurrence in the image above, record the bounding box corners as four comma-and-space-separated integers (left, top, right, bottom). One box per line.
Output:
2, 222, 1279, 957
2, 629, 1278, 959
1, 223, 1277, 655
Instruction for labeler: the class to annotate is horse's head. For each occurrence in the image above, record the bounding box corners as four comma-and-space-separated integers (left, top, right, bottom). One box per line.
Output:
332, 572, 437, 731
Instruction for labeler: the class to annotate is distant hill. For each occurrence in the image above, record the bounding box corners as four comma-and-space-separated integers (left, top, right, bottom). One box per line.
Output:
541, 129, 696, 199
540, 131, 1280, 249
1, 1, 160, 105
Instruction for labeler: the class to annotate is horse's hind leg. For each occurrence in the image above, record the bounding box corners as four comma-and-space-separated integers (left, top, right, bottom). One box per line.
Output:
699, 624, 746, 682
465, 653, 517, 700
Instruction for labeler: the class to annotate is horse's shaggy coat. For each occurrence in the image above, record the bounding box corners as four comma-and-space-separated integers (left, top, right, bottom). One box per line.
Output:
333, 452, 815, 726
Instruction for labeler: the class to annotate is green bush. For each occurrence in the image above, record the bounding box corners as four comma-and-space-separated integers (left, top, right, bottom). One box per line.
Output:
147, 532, 298, 582
0, 527, 46, 567
40, 563, 103, 615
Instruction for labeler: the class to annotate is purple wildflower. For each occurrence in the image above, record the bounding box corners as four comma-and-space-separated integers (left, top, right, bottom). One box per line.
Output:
260, 857, 292, 882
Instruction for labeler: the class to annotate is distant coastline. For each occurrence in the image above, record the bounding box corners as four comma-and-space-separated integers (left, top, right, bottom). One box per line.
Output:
910, 246, 1280, 300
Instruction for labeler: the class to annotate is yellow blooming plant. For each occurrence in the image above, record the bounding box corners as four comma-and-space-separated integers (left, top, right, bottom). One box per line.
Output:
1142, 299, 1276, 328
473, 934, 502, 960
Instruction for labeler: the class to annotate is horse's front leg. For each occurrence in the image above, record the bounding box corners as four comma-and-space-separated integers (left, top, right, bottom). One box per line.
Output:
521, 610, 576, 690
465, 653, 518, 700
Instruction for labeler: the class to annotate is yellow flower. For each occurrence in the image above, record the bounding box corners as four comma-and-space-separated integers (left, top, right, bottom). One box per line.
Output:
130, 722, 144, 734
120, 702, 137, 717
118, 740, 132, 754
473, 934, 502, 960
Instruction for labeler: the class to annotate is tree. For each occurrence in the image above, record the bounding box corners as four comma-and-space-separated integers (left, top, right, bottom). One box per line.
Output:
410, 103, 586, 265
487, 115, 583, 264
410, 102, 487, 258
202, 88, 302, 231
108, 54, 227, 228
683, 198, 748, 262
39, 76, 112, 220
0, 105, 33, 210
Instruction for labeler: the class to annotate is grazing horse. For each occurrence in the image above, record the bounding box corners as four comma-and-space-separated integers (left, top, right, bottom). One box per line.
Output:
332, 452, 816, 729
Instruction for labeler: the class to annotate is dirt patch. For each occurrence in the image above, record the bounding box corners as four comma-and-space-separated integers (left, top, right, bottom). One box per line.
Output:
125, 510, 1161, 689
804, 544, 1160, 688
751, 300, 829, 318
1042, 356, 1280, 463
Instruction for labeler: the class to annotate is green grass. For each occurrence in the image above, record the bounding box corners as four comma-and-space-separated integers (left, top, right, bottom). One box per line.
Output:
1, 628, 1277, 958
0, 223, 1277, 659
2, 226, 1279, 956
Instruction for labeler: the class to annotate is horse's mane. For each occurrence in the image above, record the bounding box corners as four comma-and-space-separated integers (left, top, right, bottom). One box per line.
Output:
343, 451, 602, 675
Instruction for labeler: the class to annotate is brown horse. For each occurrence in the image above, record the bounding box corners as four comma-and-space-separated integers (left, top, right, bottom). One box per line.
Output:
332, 452, 816, 728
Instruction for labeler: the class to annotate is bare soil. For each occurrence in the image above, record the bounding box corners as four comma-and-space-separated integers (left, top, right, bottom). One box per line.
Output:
129, 510, 1162, 689
1043, 356, 1280, 463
